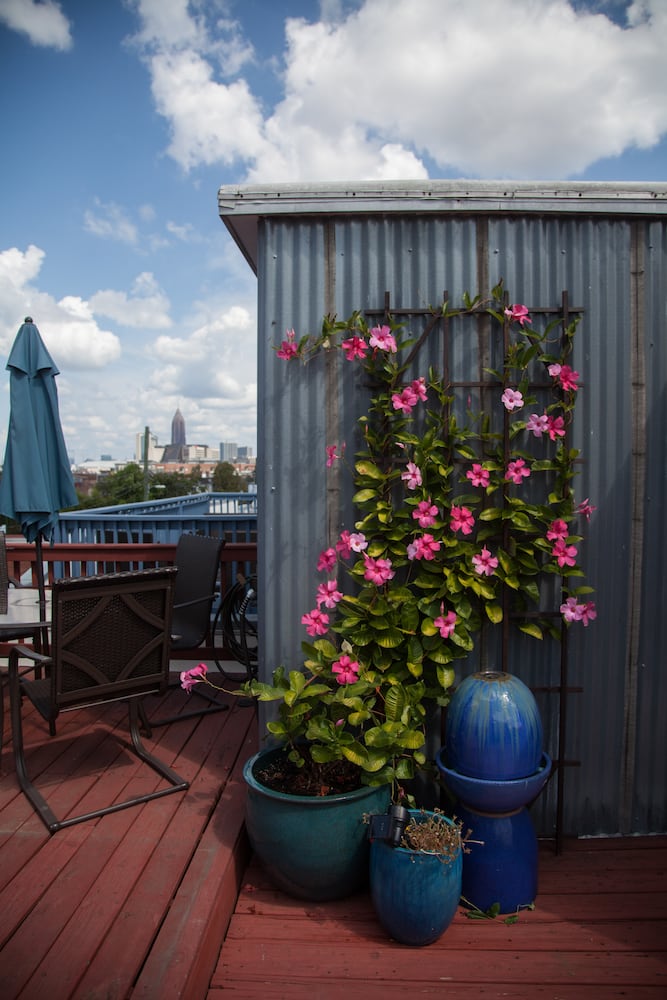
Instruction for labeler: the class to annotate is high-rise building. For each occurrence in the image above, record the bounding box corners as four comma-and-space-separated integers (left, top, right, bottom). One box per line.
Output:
171, 408, 186, 446
237, 445, 253, 461
220, 441, 238, 462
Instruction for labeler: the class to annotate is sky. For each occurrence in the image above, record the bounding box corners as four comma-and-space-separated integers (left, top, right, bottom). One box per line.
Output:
0, 0, 665, 465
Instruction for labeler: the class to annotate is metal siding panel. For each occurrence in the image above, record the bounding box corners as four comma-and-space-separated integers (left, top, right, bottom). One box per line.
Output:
254, 208, 667, 836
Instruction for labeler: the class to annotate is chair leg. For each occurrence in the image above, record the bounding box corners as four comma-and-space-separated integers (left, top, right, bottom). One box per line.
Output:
139, 677, 229, 731
9, 668, 189, 835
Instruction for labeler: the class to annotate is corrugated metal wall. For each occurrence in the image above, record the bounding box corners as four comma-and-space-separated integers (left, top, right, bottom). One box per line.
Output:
255, 208, 666, 838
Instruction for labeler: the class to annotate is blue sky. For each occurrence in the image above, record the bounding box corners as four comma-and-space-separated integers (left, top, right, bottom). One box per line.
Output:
0, 0, 665, 464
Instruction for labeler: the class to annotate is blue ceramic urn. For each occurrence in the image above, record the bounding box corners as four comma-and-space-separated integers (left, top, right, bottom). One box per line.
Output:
444, 671, 543, 781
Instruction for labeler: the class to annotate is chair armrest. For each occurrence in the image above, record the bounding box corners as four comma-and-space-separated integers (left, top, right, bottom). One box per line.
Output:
8, 644, 52, 670
173, 594, 216, 611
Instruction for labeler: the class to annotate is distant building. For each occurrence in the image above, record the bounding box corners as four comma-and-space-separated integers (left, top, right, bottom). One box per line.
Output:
237, 445, 253, 461
220, 441, 238, 462
171, 408, 186, 446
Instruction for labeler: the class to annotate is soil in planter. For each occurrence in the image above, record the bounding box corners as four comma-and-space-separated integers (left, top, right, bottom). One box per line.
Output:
256, 751, 363, 796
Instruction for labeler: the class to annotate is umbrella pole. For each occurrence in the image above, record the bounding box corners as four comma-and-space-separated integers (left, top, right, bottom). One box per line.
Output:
35, 534, 46, 609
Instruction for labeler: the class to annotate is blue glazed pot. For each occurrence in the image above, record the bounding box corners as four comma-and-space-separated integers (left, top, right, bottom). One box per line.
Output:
243, 746, 390, 901
445, 671, 543, 780
436, 750, 552, 813
369, 811, 463, 946
457, 804, 539, 914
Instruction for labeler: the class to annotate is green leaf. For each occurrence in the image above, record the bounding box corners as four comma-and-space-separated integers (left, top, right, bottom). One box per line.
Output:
353, 488, 379, 504
478, 507, 502, 521
519, 622, 544, 640
355, 460, 385, 480
485, 602, 503, 624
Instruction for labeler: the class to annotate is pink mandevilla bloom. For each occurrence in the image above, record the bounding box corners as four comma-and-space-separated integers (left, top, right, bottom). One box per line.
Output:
317, 547, 337, 573
401, 462, 422, 489
450, 505, 475, 535
546, 415, 566, 440
336, 530, 352, 559
466, 463, 490, 488
575, 498, 596, 521
560, 597, 582, 622
413, 499, 439, 528
504, 304, 532, 327
501, 388, 524, 411
580, 601, 597, 626
411, 376, 428, 402
316, 580, 343, 609
505, 459, 531, 484
369, 325, 397, 353
349, 532, 368, 552
392, 385, 418, 414
472, 547, 499, 576
276, 328, 298, 360
433, 603, 457, 639
341, 334, 367, 360
552, 539, 578, 568
407, 533, 441, 561
325, 444, 340, 467
332, 654, 360, 685
181, 663, 208, 693
526, 412, 549, 438
301, 608, 330, 636
546, 519, 569, 541
558, 365, 579, 392
363, 554, 395, 585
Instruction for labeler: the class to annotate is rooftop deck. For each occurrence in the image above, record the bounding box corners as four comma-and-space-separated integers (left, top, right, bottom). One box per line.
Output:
1, 672, 666, 999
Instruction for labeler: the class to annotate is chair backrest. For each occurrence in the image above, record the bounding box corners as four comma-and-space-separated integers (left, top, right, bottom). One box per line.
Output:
219, 576, 258, 675
171, 533, 224, 650
0, 533, 8, 614
49, 566, 177, 710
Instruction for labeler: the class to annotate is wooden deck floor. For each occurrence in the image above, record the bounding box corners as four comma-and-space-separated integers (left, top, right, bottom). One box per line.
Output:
0, 672, 257, 1000
1, 676, 666, 1000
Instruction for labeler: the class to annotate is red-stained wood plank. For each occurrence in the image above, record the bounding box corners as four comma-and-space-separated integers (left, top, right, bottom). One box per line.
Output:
73, 706, 256, 1000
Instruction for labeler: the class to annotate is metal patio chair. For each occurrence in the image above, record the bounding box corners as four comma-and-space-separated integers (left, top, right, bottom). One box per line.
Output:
8, 566, 189, 834
139, 533, 227, 734
213, 575, 258, 682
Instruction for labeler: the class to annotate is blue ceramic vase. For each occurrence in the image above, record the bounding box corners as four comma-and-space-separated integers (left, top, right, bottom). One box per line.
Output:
444, 671, 543, 780
243, 746, 390, 901
369, 810, 463, 946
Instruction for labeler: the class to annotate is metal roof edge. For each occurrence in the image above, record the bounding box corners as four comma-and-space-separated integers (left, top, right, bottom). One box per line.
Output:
217, 179, 667, 273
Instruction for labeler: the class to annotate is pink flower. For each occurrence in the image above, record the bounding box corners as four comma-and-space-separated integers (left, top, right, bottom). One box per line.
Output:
392, 385, 418, 414
433, 603, 457, 639
316, 580, 343, 608
326, 443, 343, 467
472, 547, 498, 577
401, 462, 422, 489
546, 519, 569, 541
276, 328, 298, 360
336, 530, 351, 559
466, 463, 490, 488
504, 304, 532, 327
505, 459, 531, 484
552, 538, 578, 568
363, 554, 395, 585
501, 388, 524, 411
575, 498, 596, 521
317, 548, 337, 573
369, 325, 397, 353
349, 532, 368, 552
181, 663, 208, 693
580, 601, 597, 626
332, 654, 360, 685
413, 499, 439, 528
411, 377, 428, 401
526, 413, 549, 438
546, 415, 566, 440
302, 608, 330, 636
407, 533, 441, 561
550, 363, 579, 392
450, 505, 475, 535
341, 334, 367, 360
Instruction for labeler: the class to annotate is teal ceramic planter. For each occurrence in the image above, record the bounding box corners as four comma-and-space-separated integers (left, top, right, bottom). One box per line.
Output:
445, 671, 543, 780
369, 810, 462, 946
243, 746, 390, 901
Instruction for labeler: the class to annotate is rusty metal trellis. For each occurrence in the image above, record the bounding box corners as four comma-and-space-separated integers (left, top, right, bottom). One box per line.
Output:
366, 290, 585, 852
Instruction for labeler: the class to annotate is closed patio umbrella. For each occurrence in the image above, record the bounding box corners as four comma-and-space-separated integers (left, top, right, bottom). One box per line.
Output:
0, 318, 77, 607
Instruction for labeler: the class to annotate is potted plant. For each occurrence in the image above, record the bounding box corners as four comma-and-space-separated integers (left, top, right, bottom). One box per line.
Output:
181, 283, 595, 903
368, 806, 465, 946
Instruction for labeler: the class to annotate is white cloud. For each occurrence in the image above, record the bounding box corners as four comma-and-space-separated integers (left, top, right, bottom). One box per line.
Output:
84, 199, 139, 245
90, 272, 172, 329
131, 0, 667, 180
0, 245, 121, 369
0, 0, 72, 50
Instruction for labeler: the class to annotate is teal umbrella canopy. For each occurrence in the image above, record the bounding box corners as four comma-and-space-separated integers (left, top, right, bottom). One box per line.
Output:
0, 318, 77, 544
